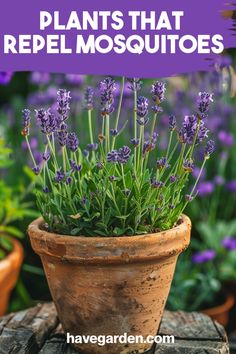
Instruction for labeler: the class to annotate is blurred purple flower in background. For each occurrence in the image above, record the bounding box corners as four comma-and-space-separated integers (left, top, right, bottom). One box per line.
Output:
65, 74, 85, 86
192, 250, 216, 264
218, 130, 234, 147
214, 175, 225, 186
227, 181, 236, 192
22, 137, 38, 151
0, 72, 13, 85
193, 167, 206, 180
30, 72, 51, 85
222, 237, 236, 251
197, 181, 214, 197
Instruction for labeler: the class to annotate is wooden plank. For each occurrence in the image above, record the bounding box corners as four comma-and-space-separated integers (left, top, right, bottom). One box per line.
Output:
159, 311, 227, 341
0, 303, 58, 354
39, 325, 76, 354
154, 340, 229, 354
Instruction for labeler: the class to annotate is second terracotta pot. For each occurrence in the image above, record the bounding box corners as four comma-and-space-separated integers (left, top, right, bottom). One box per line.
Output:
28, 214, 191, 354
202, 293, 235, 327
0, 238, 24, 316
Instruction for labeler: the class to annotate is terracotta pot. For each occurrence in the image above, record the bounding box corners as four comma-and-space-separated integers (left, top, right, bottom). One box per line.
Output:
202, 293, 235, 327
0, 238, 24, 316
28, 214, 191, 354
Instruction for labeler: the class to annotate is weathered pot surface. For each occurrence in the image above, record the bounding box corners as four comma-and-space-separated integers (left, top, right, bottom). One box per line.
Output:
28, 214, 191, 354
0, 238, 24, 316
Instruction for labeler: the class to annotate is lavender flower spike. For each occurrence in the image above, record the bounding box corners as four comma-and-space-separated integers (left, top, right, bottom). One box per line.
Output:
100, 77, 116, 116
57, 89, 71, 122
67, 132, 79, 152
35, 108, 57, 135
58, 122, 68, 147
107, 150, 119, 163
128, 78, 142, 92
84, 87, 94, 111
118, 146, 131, 164
204, 140, 215, 159
21, 109, 31, 136
136, 96, 149, 125
197, 92, 214, 119
151, 81, 166, 104
169, 115, 176, 131
54, 168, 65, 183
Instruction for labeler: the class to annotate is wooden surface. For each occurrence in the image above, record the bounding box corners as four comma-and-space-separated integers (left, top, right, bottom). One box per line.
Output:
0, 303, 229, 354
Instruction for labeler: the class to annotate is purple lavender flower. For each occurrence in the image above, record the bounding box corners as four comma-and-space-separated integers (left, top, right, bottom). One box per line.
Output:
100, 77, 116, 116
198, 181, 214, 197
0, 72, 13, 85
192, 250, 216, 264
204, 140, 215, 158
143, 132, 158, 155
218, 131, 234, 147
157, 157, 168, 169
110, 129, 118, 136
185, 194, 193, 202
222, 237, 236, 251
42, 151, 50, 161
170, 175, 177, 183
151, 180, 164, 189
57, 89, 71, 122
118, 146, 131, 164
151, 81, 166, 104
54, 168, 65, 183
67, 132, 79, 152
169, 204, 175, 210
70, 160, 82, 172
128, 78, 142, 92
109, 175, 116, 182
124, 189, 131, 197
107, 150, 119, 163
152, 105, 163, 114
96, 162, 103, 169
137, 96, 148, 118
35, 108, 58, 135
84, 87, 94, 110
21, 109, 31, 136
183, 159, 194, 173
32, 165, 40, 175
66, 176, 73, 185
87, 143, 98, 151
58, 122, 68, 146
43, 186, 50, 194
227, 181, 236, 192
179, 115, 208, 145
81, 196, 87, 205
169, 115, 176, 131
131, 138, 140, 147
197, 92, 214, 119
136, 96, 149, 125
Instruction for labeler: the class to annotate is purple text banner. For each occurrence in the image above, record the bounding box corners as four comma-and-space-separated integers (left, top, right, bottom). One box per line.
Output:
0, 0, 235, 77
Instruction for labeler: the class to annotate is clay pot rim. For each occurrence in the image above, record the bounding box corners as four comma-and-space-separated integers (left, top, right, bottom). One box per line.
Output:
28, 214, 191, 265
202, 293, 235, 317
29, 214, 190, 242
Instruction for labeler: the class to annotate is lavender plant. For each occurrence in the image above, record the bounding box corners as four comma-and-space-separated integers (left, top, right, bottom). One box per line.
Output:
21, 78, 214, 236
